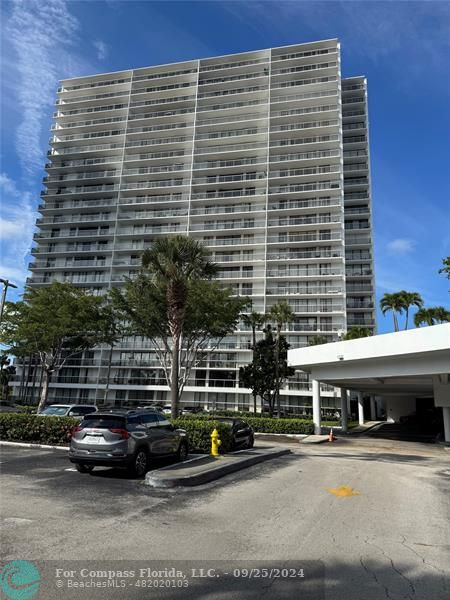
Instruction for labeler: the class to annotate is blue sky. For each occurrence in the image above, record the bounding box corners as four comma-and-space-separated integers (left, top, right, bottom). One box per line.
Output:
1, 0, 449, 333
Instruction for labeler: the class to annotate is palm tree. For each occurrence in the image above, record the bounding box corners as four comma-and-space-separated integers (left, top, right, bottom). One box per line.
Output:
142, 236, 217, 418
269, 300, 294, 417
398, 290, 423, 329
380, 292, 404, 331
308, 335, 329, 346
242, 311, 266, 413
343, 326, 372, 340
414, 306, 450, 327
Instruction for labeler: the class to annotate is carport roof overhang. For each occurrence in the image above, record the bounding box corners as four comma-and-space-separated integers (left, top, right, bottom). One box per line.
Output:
288, 324, 450, 397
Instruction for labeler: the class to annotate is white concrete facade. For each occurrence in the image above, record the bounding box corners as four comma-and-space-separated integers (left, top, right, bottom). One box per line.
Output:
17, 39, 375, 413
289, 324, 450, 441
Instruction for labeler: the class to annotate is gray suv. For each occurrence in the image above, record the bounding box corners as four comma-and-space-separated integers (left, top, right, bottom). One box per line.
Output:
69, 409, 188, 476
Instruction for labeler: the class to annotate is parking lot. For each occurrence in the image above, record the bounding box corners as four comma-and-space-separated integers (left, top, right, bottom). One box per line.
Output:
1, 439, 449, 599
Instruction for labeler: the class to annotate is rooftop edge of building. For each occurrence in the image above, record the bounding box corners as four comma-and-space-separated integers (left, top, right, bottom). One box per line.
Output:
58, 38, 340, 85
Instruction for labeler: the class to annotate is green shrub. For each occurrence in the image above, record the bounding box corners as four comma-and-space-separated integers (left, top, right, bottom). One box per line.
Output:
175, 413, 314, 435
243, 416, 314, 434
0, 413, 78, 445
171, 418, 234, 454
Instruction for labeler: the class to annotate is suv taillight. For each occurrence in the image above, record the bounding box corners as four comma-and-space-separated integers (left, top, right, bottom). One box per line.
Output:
71, 426, 82, 436
109, 428, 130, 439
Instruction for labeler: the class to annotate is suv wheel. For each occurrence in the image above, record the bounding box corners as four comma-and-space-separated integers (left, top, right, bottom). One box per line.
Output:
76, 464, 94, 474
130, 449, 148, 476
177, 442, 188, 462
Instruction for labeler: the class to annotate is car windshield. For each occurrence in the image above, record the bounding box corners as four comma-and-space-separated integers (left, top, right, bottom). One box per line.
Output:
40, 406, 69, 416
213, 418, 235, 425
81, 415, 126, 429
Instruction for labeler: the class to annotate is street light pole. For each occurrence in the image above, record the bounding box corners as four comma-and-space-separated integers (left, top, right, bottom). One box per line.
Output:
0, 278, 18, 325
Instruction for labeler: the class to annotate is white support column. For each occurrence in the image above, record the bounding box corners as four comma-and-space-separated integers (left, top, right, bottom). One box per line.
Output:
357, 391, 364, 425
443, 407, 450, 444
370, 396, 376, 421
312, 379, 321, 435
340, 388, 348, 433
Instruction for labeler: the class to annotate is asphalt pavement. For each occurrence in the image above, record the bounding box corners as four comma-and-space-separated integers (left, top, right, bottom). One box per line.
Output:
1, 438, 449, 600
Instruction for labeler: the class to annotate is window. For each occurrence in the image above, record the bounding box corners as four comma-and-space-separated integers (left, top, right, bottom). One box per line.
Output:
142, 413, 158, 425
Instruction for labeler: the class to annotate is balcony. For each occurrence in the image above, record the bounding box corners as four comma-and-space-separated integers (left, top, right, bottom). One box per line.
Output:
269, 180, 340, 195
270, 134, 340, 149
267, 268, 342, 278
270, 149, 340, 163
268, 215, 341, 227
266, 286, 343, 296
191, 188, 265, 201
270, 119, 339, 134
190, 220, 264, 232
119, 193, 190, 205
267, 232, 341, 244
190, 203, 265, 217
267, 250, 342, 261
121, 178, 190, 191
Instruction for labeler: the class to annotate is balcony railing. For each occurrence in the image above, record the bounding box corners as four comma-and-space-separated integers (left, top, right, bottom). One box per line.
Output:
270, 149, 340, 163
266, 287, 342, 295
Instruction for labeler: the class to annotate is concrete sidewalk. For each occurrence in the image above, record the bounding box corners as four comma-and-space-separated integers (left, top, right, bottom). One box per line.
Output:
145, 447, 290, 488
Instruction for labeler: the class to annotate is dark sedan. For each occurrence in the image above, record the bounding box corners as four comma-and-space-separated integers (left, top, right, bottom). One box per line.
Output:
212, 417, 254, 450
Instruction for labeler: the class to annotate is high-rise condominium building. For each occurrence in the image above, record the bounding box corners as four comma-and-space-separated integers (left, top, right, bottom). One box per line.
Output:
23, 38, 376, 413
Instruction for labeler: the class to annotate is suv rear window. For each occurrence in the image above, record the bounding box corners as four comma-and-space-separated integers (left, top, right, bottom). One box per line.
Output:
80, 415, 126, 429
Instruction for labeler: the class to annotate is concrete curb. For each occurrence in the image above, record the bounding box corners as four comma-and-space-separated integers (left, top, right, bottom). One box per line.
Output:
300, 435, 329, 444
0, 441, 69, 451
254, 432, 309, 442
145, 448, 291, 488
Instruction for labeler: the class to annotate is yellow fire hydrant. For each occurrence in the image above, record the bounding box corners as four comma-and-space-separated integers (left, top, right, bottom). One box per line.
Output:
211, 428, 221, 457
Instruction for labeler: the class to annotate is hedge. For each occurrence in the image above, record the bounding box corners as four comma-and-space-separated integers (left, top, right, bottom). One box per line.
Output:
0, 413, 77, 445
171, 418, 234, 454
179, 414, 314, 435
0, 413, 234, 454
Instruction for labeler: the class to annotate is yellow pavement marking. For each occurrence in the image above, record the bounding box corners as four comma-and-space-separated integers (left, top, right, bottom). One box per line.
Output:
327, 485, 361, 497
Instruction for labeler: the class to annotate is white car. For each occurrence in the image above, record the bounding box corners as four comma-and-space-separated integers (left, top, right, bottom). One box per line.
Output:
162, 405, 172, 415
39, 404, 98, 418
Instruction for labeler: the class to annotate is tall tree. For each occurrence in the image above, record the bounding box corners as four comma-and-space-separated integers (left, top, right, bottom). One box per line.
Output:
239, 326, 294, 417
398, 290, 423, 330
269, 301, 294, 417
414, 306, 450, 327
343, 326, 372, 340
112, 248, 248, 418
139, 236, 218, 418
0, 282, 115, 412
380, 292, 404, 331
242, 311, 266, 413
0, 355, 15, 403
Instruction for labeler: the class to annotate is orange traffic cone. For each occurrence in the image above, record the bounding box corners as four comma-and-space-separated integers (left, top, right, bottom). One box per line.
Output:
328, 428, 336, 442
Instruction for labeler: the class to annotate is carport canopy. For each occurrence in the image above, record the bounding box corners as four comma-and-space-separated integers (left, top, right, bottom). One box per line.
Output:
288, 324, 450, 442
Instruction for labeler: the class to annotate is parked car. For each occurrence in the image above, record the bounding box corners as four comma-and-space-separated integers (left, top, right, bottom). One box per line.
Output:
69, 409, 189, 476
39, 404, 98, 418
0, 403, 25, 414
211, 417, 254, 450
162, 405, 172, 415
181, 406, 204, 416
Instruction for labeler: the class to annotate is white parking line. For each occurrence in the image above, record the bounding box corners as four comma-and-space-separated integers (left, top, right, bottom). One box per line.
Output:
64, 468, 77, 472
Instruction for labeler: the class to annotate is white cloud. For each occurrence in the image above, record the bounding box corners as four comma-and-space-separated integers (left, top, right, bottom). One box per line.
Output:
5, 0, 81, 175
0, 173, 36, 284
93, 40, 108, 61
386, 238, 415, 255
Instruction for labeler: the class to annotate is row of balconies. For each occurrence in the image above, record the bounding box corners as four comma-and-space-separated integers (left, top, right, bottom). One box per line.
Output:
266, 286, 342, 296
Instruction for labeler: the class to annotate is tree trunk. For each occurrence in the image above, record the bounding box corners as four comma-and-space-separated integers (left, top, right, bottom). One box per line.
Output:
252, 325, 257, 413
275, 328, 281, 418
393, 311, 398, 332
404, 309, 409, 330
103, 344, 114, 406
253, 392, 257, 414
37, 370, 51, 414
171, 333, 180, 419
